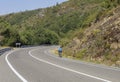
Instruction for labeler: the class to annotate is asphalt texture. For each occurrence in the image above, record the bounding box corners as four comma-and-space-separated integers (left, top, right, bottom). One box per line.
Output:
0, 46, 120, 82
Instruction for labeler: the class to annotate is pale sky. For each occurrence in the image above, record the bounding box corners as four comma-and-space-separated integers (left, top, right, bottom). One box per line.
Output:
0, 0, 67, 15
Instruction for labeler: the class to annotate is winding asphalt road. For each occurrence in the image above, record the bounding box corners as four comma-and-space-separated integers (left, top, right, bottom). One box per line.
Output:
0, 46, 120, 82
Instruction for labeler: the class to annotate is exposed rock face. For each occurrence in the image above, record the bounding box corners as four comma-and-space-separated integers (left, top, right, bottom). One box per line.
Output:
64, 6, 120, 67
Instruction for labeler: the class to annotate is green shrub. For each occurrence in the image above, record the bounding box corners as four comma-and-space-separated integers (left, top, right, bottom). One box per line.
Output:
76, 49, 87, 59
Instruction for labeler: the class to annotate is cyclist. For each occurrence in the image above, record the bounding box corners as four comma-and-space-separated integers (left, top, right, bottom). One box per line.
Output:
58, 46, 62, 57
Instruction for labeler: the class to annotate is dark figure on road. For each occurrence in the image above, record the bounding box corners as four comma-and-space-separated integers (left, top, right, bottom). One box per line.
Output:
58, 46, 62, 57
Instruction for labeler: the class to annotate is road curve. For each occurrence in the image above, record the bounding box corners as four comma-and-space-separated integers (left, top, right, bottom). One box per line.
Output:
1, 46, 120, 82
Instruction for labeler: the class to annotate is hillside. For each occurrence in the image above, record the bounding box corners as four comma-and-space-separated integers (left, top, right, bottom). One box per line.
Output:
0, 0, 120, 66
0, 0, 119, 46
63, 6, 120, 67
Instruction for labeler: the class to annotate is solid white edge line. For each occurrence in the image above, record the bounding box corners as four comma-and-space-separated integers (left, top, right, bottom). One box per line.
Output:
46, 49, 120, 72
29, 49, 111, 82
5, 50, 28, 82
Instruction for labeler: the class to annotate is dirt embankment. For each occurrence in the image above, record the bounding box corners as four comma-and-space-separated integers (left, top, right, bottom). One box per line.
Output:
64, 6, 120, 67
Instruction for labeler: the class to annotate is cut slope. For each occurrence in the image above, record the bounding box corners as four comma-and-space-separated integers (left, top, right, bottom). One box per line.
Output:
63, 6, 120, 67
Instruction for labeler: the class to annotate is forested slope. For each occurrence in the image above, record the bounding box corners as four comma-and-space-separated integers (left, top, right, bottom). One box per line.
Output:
0, 0, 120, 66
0, 0, 119, 46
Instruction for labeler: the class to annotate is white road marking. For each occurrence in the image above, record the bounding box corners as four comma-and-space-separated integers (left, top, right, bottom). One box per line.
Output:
45, 49, 120, 72
29, 49, 111, 82
5, 50, 28, 82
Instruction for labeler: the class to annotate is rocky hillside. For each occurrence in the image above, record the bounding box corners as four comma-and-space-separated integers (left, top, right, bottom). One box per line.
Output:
0, 0, 119, 46
0, 0, 120, 66
63, 6, 120, 67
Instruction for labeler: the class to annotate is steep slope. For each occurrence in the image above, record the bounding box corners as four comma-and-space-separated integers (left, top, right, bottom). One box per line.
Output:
63, 6, 120, 67
0, 0, 120, 67
0, 0, 119, 46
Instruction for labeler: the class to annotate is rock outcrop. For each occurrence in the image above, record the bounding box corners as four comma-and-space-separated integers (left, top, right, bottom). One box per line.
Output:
64, 6, 120, 67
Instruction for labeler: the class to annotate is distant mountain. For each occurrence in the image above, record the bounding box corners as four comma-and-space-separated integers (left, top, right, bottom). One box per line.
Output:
0, 0, 120, 66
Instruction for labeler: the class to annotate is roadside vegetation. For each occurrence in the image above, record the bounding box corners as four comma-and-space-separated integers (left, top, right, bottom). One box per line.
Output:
0, 0, 120, 67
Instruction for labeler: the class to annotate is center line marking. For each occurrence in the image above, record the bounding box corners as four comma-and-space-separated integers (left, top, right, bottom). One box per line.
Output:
29, 49, 111, 82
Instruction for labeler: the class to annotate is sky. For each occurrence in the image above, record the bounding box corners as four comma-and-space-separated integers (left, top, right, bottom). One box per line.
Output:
0, 0, 67, 15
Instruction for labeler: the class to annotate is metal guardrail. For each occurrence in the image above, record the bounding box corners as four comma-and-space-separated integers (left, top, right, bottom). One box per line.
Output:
0, 48, 13, 56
